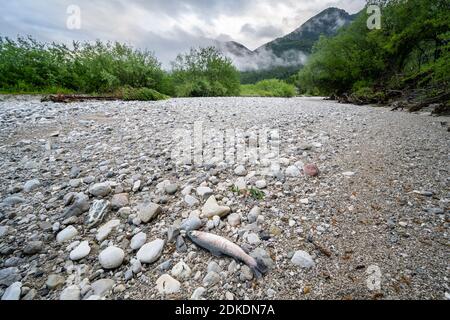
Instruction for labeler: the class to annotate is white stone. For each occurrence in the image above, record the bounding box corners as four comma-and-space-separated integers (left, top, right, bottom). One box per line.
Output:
246, 233, 261, 245
156, 274, 181, 295
137, 239, 165, 264
184, 195, 199, 207
171, 260, 192, 280
99, 246, 125, 269
190, 287, 206, 300
342, 172, 356, 177
70, 241, 91, 261
234, 165, 247, 176
1, 282, 21, 300
56, 226, 78, 243
196, 186, 213, 199
286, 165, 301, 177
235, 177, 247, 191
96, 219, 120, 242
255, 180, 267, 189
138, 202, 162, 223
130, 232, 147, 250
60, 285, 81, 300
291, 250, 315, 269
202, 196, 231, 218
227, 213, 241, 227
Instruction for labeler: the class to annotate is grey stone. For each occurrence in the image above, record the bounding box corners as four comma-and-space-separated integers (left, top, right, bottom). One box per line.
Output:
89, 182, 111, 197
1, 282, 21, 300
137, 239, 165, 264
138, 202, 162, 223
99, 246, 125, 269
291, 250, 315, 269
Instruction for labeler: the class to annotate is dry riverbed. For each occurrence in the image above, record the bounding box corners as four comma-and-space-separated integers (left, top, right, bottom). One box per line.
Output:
0, 96, 449, 300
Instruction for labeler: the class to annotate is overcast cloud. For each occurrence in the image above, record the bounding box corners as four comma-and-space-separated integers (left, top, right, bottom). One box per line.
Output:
0, 0, 366, 66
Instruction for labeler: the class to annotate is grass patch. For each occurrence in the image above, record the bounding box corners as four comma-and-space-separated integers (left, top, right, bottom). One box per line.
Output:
117, 87, 169, 101
241, 79, 297, 97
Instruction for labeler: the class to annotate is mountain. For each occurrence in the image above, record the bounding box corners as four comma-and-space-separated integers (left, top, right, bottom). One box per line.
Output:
218, 7, 358, 72
257, 7, 357, 57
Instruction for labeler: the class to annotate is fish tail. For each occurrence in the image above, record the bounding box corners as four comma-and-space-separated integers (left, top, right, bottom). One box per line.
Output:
250, 258, 268, 279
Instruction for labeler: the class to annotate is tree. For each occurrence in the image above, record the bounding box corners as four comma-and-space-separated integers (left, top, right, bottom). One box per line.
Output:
171, 47, 240, 97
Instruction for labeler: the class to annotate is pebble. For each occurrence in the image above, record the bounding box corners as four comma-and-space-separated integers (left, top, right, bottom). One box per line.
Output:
180, 216, 203, 231
89, 182, 111, 197
165, 184, 179, 195
1, 282, 22, 300
286, 165, 301, 177
255, 180, 267, 189
23, 241, 43, 255
0, 267, 21, 286
111, 193, 129, 210
227, 213, 241, 227
248, 206, 261, 223
138, 202, 162, 223
96, 219, 120, 242
196, 186, 214, 199
203, 271, 220, 287
46, 274, 65, 290
85, 200, 110, 227
156, 274, 181, 295
56, 226, 78, 243
60, 285, 81, 300
234, 165, 247, 176
23, 179, 41, 193
130, 232, 147, 250
303, 164, 320, 177
191, 287, 206, 300
137, 239, 165, 264
184, 195, 199, 207
202, 196, 231, 218
91, 279, 115, 297
246, 233, 261, 245
171, 260, 192, 279
70, 241, 91, 261
99, 246, 125, 269
291, 250, 315, 269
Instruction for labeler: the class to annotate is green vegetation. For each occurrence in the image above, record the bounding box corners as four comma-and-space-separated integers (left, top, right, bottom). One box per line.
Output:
296, 0, 450, 106
249, 188, 265, 200
240, 65, 300, 84
118, 87, 169, 101
241, 79, 297, 97
0, 38, 241, 99
171, 47, 240, 97
0, 37, 167, 98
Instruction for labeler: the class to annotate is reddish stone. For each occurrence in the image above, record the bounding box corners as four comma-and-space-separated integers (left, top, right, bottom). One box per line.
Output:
304, 164, 320, 177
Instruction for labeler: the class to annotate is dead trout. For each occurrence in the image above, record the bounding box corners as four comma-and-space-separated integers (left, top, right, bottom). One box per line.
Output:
187, 231, 268, 278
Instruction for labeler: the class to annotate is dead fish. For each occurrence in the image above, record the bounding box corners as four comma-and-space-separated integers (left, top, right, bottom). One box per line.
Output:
187, 231, 268, 278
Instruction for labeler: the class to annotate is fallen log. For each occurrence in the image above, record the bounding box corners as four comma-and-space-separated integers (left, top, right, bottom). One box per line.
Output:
41, 94, 119, 103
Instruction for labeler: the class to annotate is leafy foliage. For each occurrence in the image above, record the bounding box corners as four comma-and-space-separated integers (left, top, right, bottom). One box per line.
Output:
171, 47, 240, 97
296, 0, 450, 100
0, 36, 167, 95
241, 79, 297, 97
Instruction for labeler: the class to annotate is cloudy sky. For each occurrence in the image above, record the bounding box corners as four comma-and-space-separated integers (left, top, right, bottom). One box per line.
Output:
1, 0, 366, 66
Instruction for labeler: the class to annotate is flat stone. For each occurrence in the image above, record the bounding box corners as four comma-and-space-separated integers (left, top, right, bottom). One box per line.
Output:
1, 282, 21, 300
23, 241, 43, 255
46, 274, 65, 290
203, 271, 220, 287
23, 179, 41, 193
63, 193, 90, 219
171, 260, 192, 280
99, 246, 125, 269
138, 202, 162, 223
96, 219, 120, 242
2, 196, 25, 206
156, 274, 180, 295
111, 193, 129, 210
196, 186, 213, 199
227, 213, 241, 227
180, 216, 202, 231
0, 267, 21, 286
85, 200, 110, 228
70, 241, 91, 261
56, 226, 78, 243
137, 239, 165, 264
89, 182, 111, 197
130, 232, 147, 250
202, 196, 231, 218
303, 164, 319, 177
291, 250, 315, 269
60, 285, 80, 300
91, 279, 115, 297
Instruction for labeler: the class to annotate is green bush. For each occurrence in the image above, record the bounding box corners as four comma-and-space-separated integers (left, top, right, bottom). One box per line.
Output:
241, 79, 297, 97
0, 36, 169, 95
296, 0, 450, 100
119, 87, 169, 101
171, 47, 240, 97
